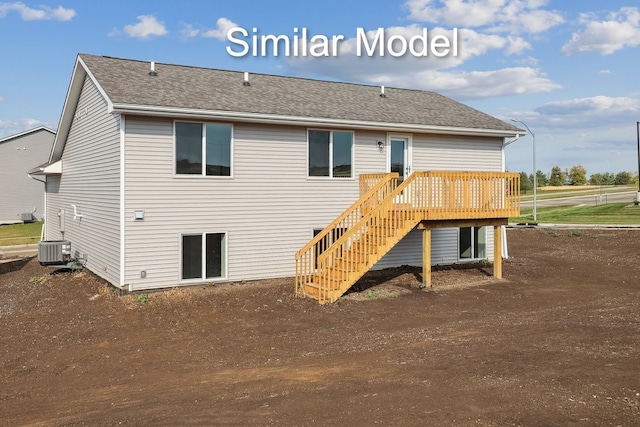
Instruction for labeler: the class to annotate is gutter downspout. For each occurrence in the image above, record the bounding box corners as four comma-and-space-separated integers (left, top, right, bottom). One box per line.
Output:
500, 134, 523, 259
27, 172, 46, 240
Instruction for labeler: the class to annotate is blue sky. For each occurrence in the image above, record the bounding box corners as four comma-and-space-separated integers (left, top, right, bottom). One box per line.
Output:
1, 0, 639, 177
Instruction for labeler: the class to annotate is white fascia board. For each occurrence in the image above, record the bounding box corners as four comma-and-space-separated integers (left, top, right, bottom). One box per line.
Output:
80, 56, 113, 112
111, 104, 521, 138
42, 160, 62, 174
28, 160, 62, 175
0, 127, 55, 145
50, 56, 114, 162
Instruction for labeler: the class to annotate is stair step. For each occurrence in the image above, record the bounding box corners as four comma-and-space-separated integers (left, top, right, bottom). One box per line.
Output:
350, 240, 380, 254
332, 258, 366, 270
368, 225, 402, 237
306, 276, 342, 291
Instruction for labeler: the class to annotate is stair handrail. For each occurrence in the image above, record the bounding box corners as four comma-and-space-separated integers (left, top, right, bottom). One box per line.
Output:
315, 172, 423, 268
295, 173, 399, 258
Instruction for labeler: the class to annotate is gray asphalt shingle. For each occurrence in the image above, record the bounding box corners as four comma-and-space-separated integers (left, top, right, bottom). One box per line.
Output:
80, 54, 520, 132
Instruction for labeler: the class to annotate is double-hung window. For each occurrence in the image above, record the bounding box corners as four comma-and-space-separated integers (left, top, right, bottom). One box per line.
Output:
308, 130, 353, 178
175, 122, 232, 176
181, 233, 227, 280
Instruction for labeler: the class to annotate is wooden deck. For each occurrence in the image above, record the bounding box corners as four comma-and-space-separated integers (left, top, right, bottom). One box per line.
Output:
295, 171, 521, 304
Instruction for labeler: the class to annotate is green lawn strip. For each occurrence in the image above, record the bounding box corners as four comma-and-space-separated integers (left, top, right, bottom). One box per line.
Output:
0, 222, 43, 246
510, 202, 640, 225
520, 186, 635, 201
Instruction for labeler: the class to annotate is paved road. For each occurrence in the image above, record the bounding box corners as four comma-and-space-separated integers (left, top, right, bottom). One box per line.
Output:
521, 190, 638, 208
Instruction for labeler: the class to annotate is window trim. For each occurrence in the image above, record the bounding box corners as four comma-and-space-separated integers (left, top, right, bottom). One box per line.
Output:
179, 231, 228, 282
173, 120, 234, 178
458, 226, 487, 261
306, 128, 355, 179
386, 132, 413, 179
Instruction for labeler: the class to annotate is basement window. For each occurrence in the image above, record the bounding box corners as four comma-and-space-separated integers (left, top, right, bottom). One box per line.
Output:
175, 122, 232, 176
308, 130, 353, 178
181, 233, 227, 280
459, 227, 486, 260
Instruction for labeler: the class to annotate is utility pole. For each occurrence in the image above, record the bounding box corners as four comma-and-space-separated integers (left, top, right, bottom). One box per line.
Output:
512, 119, 537, 223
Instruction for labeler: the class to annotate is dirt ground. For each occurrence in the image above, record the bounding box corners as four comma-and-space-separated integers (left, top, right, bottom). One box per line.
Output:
1, 228, 639, 426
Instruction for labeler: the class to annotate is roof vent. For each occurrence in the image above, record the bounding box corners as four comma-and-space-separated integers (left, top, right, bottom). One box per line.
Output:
149, 61, 158, 77
380, 86, 386, 98
243, 71, 250, 86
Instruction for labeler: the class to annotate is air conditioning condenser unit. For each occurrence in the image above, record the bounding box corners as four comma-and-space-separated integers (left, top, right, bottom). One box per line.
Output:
38, 240, 72, 265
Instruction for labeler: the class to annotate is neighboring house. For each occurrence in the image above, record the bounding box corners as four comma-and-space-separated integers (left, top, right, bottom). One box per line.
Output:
0, 127, 55, 224
33, 54, 522, 301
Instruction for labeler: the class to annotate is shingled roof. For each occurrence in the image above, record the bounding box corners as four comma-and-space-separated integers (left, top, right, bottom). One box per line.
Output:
79, 54, 520, 132
51, 54, 522, 162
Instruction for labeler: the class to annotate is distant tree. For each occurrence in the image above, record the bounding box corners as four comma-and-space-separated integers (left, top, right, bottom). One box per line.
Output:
536, 170, 548, 187
520, 172, 532, 193
589, 172, 616, 185
568, 165, 588, 186
614, 171, 632, 185
548, 166, 565, 186
589, 173, 604, 185
603, 172, 615, 185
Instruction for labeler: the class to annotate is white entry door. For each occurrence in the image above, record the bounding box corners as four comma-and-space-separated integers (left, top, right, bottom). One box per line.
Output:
387, 135, 412, 182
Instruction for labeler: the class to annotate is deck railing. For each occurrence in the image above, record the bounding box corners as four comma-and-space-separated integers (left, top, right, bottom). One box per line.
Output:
359, 173, 392, 198
295, 171, 520, 303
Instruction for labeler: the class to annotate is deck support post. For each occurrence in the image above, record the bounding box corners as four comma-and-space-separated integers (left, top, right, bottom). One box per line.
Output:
493, 225, 502, 279
422, 227, 432, 288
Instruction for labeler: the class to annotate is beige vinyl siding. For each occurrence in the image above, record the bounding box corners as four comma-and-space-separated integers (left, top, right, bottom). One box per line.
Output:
412, 134, 503, 172
354, 130, 387, 175
0, 129, 54, 222
45, 76, 121, 285
123, 118, 362, 289
122, 116, 505, 290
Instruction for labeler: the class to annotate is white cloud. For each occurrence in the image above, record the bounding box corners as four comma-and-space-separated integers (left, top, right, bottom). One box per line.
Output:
288, 26, 554, 99
514, 96, 640, 134
562, 7, 640, 55
536, 95, 638, 116
112, 15, 167, 39
598, 69, 613, 75
0, 2, 75, 21
0, 118, 54, 138
181, 17, 239, 41
202, 17, 238, 40
404, 0, 564, 34
418, 67, 560, 99
504, 35, 531, 55
179, 23, 200, 39
0, 95, 4, 102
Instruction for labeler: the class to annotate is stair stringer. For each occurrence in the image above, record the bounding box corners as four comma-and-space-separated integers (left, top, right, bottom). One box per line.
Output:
315, 215, 421, 303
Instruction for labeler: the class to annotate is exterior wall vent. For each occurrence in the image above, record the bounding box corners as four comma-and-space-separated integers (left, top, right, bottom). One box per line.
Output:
38, 240, 72, 265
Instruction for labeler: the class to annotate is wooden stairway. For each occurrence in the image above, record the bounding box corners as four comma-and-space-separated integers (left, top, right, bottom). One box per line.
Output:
303, 207, 420, 303
295, 171, 521, 304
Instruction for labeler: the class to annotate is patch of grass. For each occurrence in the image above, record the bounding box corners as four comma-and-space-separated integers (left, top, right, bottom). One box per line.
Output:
511, 203, 640, 225
28, 276, 46, 284
590, 233, 617, 239
567, 229, 584, 237
365, 290, 380, 300
0, 222, 43, 246
136, 294, 150, 303
541, 228, 562, 237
